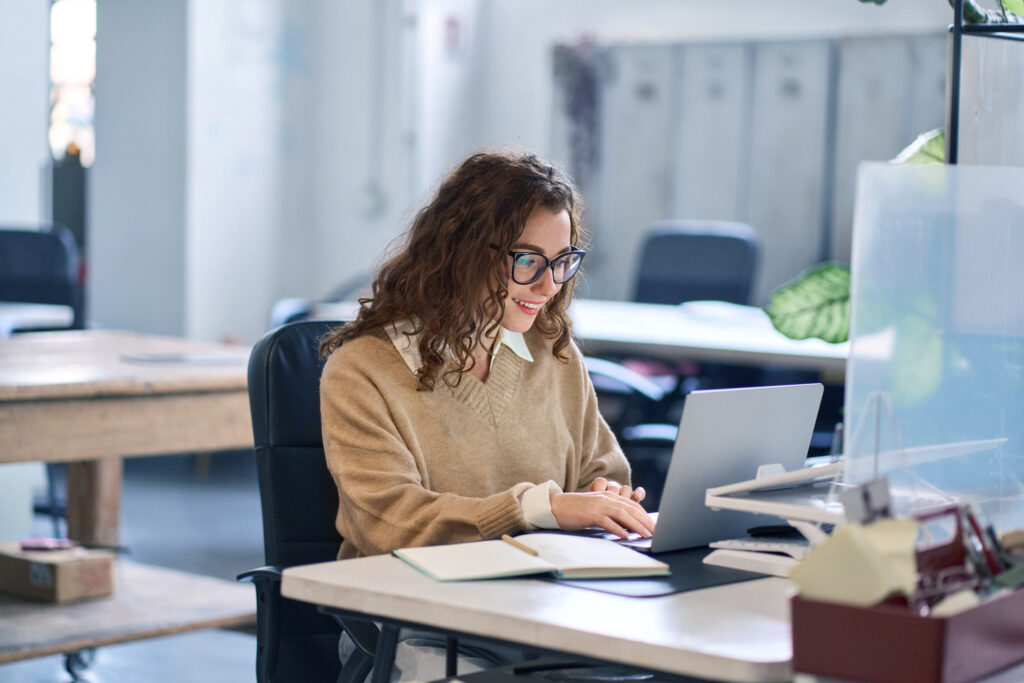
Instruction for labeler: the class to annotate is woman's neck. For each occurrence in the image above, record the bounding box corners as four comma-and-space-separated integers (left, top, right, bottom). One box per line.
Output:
466, 328, 499, 382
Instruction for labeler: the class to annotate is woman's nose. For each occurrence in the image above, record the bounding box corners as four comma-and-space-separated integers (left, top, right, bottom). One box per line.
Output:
532, 267, 560, 296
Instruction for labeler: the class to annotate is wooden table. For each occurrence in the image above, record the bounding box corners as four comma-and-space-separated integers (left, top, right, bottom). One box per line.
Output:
0, 562, 254, 665
0, 329, 252, 546
284, 555, 794, 682
0, 330, 256, 668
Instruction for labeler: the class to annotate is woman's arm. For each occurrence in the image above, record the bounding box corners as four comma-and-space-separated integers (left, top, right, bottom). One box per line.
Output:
547, 343, 655, 537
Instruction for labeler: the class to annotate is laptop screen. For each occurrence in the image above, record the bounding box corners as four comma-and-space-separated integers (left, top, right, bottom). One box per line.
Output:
648, 383, 823, 553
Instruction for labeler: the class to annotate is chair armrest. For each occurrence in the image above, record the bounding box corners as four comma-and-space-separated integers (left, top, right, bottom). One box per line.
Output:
621, 422, 678, 445
236, 566, 284, 683
237, 565, 282, 584
584, 356, 668, 401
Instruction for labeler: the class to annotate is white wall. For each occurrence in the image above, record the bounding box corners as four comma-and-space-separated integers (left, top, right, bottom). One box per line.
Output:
0, 0, 50, 541
307, 0, 417, 302
186, 0, 299, 343
0, 0, 50, 224
93, 0, 318, 343
90, 0, 188, 336
413, 0, 485, 190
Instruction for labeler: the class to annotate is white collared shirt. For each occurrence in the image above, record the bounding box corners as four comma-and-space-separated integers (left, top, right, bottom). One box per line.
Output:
385, 320, 561, 529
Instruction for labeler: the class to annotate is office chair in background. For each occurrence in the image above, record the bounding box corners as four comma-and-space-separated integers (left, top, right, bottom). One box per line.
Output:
0, 224, 86, 537
0, 224, 85, 333
239, 320, 378, 683
619, 219, 840, 458
588, 220, 763, 502
633, 219, 759, 307
624, 219, 762, 393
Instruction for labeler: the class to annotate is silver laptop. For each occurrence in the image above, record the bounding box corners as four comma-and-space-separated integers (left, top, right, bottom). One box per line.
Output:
624, 383, 824, 553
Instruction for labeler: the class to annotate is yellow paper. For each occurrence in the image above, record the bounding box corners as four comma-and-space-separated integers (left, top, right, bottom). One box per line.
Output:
790, 519, 919, 607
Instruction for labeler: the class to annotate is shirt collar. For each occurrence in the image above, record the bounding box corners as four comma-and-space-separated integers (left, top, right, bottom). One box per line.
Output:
386, 319, 534, 375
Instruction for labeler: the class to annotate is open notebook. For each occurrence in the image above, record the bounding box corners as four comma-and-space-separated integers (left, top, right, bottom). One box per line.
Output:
394, 533, 670, 581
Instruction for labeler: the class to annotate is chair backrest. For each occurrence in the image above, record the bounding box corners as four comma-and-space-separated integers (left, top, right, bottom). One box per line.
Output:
633, 220, 759, 306
0, 224, 85, 329
248, 319, 346, 681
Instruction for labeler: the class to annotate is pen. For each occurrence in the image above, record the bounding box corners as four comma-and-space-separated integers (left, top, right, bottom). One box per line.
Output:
984, 524, 1008, 570
501, 534, 539, 557
965, 508, 1001, 576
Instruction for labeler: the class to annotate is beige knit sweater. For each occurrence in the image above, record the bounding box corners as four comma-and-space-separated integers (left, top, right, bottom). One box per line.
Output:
320, 328, 630, 558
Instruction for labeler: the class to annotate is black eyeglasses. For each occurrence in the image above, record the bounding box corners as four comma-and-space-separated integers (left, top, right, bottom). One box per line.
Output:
492, 245, 587, 285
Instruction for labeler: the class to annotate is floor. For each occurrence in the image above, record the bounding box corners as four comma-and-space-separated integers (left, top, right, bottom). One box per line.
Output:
0, 451, 265, 683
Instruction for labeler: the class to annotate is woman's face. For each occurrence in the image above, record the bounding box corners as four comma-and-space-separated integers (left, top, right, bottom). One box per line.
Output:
497, 206, 573, 334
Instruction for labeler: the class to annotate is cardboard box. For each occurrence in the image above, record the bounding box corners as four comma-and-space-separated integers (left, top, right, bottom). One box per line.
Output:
0, 540, 114, 603
791, 589, 1024, 683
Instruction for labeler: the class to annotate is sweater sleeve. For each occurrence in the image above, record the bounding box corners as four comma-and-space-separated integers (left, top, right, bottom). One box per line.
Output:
570, 343, 633, 491
320, 343, 532, 558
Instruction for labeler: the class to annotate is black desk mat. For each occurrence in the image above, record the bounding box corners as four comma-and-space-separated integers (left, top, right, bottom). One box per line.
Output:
547, 546, 763, 598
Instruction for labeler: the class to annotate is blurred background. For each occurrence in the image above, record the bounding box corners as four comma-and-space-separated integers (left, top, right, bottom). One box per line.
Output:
1, 0, 953, 346
0, 1, 1006, 679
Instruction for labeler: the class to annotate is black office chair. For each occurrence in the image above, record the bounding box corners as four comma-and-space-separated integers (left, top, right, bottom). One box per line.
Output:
239, 319, 379, 683
633, 219, 759, 306
1, 224, 86, 536
0, 224, 85, 332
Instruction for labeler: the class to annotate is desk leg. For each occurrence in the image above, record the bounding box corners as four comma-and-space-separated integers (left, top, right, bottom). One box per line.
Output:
66, 458, 122, 546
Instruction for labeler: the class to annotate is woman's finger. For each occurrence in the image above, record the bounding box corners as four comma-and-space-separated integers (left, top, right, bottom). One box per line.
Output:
597, 515, 629, 539
631, 487, 646, 503
589, 477, 609, 493
609, 505, 653, 538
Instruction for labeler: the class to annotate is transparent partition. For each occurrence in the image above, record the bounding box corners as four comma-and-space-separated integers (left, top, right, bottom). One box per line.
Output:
844, 163, 1024, 530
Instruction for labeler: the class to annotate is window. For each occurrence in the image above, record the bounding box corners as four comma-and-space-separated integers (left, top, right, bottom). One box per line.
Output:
49, 0, 96, 166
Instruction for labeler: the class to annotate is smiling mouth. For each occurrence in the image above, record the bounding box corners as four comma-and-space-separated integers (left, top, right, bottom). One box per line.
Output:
512, 298, 543, 314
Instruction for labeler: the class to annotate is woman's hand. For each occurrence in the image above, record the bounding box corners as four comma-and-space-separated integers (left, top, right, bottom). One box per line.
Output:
550, 490, 655, 538
588, 476, 646, 504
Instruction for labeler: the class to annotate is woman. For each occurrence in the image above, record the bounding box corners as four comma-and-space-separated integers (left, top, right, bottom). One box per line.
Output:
319, 149, 654, 561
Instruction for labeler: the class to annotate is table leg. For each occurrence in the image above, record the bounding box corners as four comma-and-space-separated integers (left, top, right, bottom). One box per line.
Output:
66, 458, 122, 546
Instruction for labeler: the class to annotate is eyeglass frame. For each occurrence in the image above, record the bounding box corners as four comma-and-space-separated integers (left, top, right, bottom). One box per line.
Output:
490, 244, 587, 285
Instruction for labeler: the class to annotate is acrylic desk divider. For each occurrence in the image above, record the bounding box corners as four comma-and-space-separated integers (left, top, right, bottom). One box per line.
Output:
789, 163, 1024, 683
842, 162, 1024, 530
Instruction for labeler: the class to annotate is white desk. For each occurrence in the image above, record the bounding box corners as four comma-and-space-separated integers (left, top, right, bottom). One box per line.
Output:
282, 555, 793, 682
311, 298, 847, 383
0, 302, 74, 336
570, 299, 847, 382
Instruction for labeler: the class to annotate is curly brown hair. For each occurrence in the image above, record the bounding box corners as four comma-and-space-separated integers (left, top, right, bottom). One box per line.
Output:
319, 148, 585, 390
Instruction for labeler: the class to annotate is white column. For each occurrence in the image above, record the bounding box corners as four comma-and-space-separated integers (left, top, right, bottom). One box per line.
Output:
90, 0, 188, 336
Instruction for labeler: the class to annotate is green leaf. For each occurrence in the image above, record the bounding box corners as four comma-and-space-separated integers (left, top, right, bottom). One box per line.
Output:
1003, 0, 1024, 18
892, 128, 945, 164
960, 0, 1024, 24
766, 263, 850, 344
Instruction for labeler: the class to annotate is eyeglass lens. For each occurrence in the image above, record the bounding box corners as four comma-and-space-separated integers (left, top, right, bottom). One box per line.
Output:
512, 251, 584, 285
